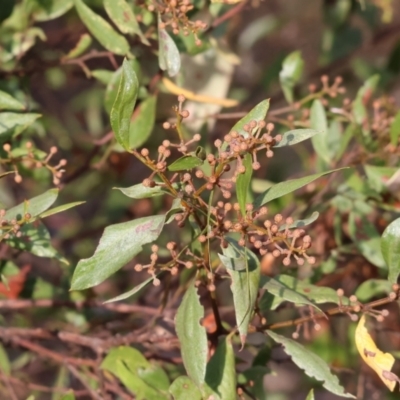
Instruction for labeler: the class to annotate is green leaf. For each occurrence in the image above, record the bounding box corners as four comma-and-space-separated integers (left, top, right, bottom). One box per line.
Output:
205, 337, 236, 400
261, 276, 319, 311
355, 279, 392, 302
0, 112, 41, 141
110, 59, 139, 150
279, 51, 304, 103
32, 0, 74, 21
104, 276, 154, 303
390, 111, 400, 147
310, 100, 331, 163
219, 241, 246, 272
267, 331, 355, 398
0, 90, 25, 111
6, 221, 67, 264
114, 183, 168, 199
279, 211, 319, 231
104, 67, 123, 114
306, 389, 315, 400
38, 201, 85, 219
101, 347, 168, 400
231, 99, 270, 137
71, 215, 165, 290
130, 95, 157, 148
236, 153, 252, 216
0, 343, 10, 374
222, 241, 260, 343
169, 376, 202, 400
104, 0, 149, 45
364, 165, 397, 193
64, 33, 92, 59
175, 283, 208, 388
73, 0, 130, 55
158, 17, 181, 77
253, 168, 346, 208
5, 189, 58, 221
168, 155, 204, 171
61, 391, 76, 400
274, 128, 319, 148
92, 69, 114, 85
381, 217, 400, 284
352, 74, 379, 125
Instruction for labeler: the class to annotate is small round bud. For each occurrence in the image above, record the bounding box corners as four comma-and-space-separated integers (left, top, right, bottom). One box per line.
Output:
292, 332, 299, 339
151, 244, 159, 253
14, 175, 22, 183
314, 323, 321, 331
181, 110, 190, 118
153, 278, 161, 286
3, 143, 11, 152
134, 264, 143, 271
193, 133, 201, 141
141, 148, 149, 157
163, 121, 171, 129
199, 235, 207, 243
336, 288, 344, 297
50, 146, 57, 154
349, 295, 358, 303
177, 94, 186, 103
252, 162, 260, 170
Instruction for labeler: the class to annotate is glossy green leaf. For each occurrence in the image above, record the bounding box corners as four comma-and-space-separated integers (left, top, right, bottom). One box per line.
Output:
267, 331, 355, 398
104, 0, 149, 45
38, 201, 85, 219
114, 183, 168, 199
223, 241, 260, 343
306, 389, 315, 400
110, 59, 139, 150
130, 95, 157, 148
175, 283, 208, 388
104, 67, 123, 114
237, 153, 252, 216
274, 128, 319, 148
219, 240, 246, 272
205, 337, 236, 400
352, 74, 379, 125
0, 90, 25, 111
158, 17, 181, 77
310, 99, 331, 163
73, 0, 130, 55
5, 189, 58, 221
355, 279, 392, 302
104, 276, 154, 303
279, 211, 319, 231
32, 0, 73, 21
390, 111, 400, 147
71, 215, 165, 290
169, 376, 202, 400
64, 33, 92, 59
381, 217, 400, 284
231, 99, 270, 137
253, 168, 346, 208
279, 50, 304, 103
0, 112, 41, 140
168, 155, 204, 171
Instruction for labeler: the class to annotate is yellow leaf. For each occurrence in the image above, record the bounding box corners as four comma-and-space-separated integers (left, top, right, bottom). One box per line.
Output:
355, 314, 397, 391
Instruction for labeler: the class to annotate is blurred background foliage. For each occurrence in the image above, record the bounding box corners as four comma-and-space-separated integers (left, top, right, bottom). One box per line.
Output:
1, 0, 400, 399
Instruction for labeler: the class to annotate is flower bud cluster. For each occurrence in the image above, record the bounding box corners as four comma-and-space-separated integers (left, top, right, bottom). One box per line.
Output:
1, 142, 67, 185
0, 209, 32, 241
146, 0, 207, 43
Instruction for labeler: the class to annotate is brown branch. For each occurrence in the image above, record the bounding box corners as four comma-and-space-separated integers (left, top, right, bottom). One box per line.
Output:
211, 1, 248, 28
66, 364, 103, 400
0, 298, 160, 315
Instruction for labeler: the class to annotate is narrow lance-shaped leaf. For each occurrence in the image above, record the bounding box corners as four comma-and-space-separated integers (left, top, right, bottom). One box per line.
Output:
168, 155, 203, 171
381, 217, 400, 284
114, 183, 168, 199
274, 128, 319, 148
32, 0, 74, 22
64, 33, 92, 60
110, 59, 139, 150
104, 0, 149, 45
73, 0, 130, 55
222, 240, 260, 344
175, 283, 208, 388
0, 112, 41, 140
236, 153, 252, 216
253, 168, 346, 208
158, 15, 181, 77
71, 215, 165, 290
310, 99, 331, 164
352, 74, 379, 125
279, 51, 304, 104
267, 331, 355, 398
129, 95, 157, 149
104, 276, 155, 304
306, 389, 315, 400
205, 337, 236, 400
